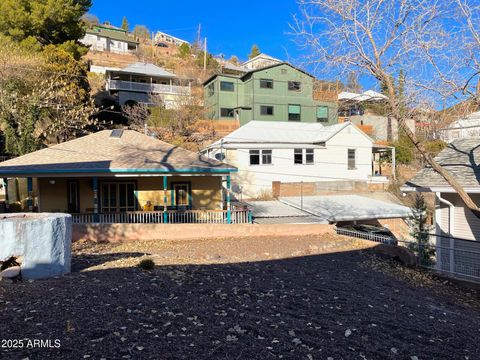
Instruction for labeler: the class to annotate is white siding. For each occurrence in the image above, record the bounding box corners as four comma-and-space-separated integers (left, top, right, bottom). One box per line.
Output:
208, 126, 373, 198
437, 192, 480, 241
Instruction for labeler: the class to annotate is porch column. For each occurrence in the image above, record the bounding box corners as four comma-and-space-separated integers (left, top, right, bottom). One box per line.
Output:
3, 178, 9, 211
163, 175, 168, 223
27, 177, 33, 211
93, 177, 99, 222
226, 175, 231, 224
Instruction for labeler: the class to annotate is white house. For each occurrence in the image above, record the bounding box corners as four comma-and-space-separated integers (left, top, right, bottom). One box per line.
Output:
80, 25, 138, 54
202, 121, 392, 198
439, 111, 480, 143
242, 53, 282, 70
154, 31, 190, 47
105, 62, 191, 108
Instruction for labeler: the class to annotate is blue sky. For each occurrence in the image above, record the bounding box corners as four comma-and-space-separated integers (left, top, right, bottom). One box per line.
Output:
89, 0, 301, 63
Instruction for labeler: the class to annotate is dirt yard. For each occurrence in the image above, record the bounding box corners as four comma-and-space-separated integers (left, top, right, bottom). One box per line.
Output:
1, 234, 479, 360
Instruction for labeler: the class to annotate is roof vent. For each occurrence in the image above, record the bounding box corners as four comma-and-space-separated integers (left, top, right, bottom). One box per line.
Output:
110, 129, 124, 138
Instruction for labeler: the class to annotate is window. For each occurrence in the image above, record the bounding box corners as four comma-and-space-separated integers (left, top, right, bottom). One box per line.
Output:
305, 149, 314, 164
220, 81, 234, 91
281, 69, 287, 74
250, 149, 272, 165
348, 149, 356, 170
288, 104, 301, 121
294, 149, 303, 164
220, 108, 234, 118
260, 105, 274, 116
262, 150, 272, 164
316, 106, 329, 122
288, 81, 301, 91
260, 79, 273, 89
294, 149, 315, 165
207, 82, 215, 97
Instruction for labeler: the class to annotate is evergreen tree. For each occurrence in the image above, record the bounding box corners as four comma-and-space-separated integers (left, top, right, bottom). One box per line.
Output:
408, 193, 434, 266
121, 16, 129, 31
248, 44, 260, 59
178, 43, 190, 58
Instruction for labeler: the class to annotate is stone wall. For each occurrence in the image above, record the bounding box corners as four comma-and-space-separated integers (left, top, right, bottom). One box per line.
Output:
73, 223, 334, 243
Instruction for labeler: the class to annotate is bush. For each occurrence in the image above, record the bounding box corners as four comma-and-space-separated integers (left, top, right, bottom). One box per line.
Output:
138, 258, 155, 271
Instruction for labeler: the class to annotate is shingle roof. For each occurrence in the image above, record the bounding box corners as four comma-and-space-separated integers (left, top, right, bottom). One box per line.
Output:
404, 138, 480, 190
0, 130, 235, 176
114, 63, 177, 78
206, 121, 359, 148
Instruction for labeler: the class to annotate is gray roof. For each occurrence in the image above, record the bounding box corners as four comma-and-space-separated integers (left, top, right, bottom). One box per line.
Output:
280, 195, 411, 222
113, 63, 177, 78
404, 138, 480, 190
0, 130, 235, 177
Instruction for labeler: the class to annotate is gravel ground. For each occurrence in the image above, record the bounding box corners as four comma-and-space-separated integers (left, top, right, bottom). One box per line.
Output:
1, 235, 479, 360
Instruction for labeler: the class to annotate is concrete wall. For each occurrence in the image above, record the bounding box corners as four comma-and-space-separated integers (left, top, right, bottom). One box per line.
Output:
348, 115, 416, 141
72, 223, 334, 242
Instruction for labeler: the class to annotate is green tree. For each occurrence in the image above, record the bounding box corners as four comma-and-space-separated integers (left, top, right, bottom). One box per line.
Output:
133, 25, 150, 41
408, 193, 434, 266
121, 16, 129, 31
0, 0, 91, 59
178, 42, 190, 58
248, 44, 260, 59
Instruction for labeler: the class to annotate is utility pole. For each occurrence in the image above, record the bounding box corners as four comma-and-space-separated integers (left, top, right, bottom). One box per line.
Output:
197, 24, 201, 46
203, 37, 207, 71
151, 31, 155, 59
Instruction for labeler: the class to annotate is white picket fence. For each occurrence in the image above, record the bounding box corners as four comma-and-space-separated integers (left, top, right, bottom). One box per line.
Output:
72, 210, 251, 224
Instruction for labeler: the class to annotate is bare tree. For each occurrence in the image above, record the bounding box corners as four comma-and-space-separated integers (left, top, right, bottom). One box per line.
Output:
292, 0, 480, 217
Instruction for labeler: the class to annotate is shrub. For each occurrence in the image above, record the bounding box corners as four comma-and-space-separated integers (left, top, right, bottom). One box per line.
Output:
138, 258, 155, 271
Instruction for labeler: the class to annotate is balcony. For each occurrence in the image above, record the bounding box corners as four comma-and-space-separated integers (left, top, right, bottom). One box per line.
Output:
107, 79, 191, 95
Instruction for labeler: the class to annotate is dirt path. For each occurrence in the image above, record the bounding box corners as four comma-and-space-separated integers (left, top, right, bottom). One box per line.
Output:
1, 235, 479, 359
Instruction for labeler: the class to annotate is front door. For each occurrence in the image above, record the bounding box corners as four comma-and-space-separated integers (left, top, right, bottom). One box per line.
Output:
100, 182, 136, 212
173, 183, 190, 208
67, 181, 80, 213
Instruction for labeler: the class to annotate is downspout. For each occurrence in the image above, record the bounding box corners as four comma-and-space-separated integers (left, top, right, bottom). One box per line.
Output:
436, 192, 455, 273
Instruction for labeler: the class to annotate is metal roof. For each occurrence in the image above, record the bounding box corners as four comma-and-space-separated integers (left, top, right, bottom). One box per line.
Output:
338, 90, 388, 102
113, 63, 177, 78
207, 121, 359, 148
279, 195, 411, 222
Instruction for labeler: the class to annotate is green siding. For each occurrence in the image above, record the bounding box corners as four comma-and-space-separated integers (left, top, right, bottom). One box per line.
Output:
203, 64, 338, 125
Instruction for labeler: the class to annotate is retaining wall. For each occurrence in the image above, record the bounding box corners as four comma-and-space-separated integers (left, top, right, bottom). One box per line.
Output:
72, 223, 334, 242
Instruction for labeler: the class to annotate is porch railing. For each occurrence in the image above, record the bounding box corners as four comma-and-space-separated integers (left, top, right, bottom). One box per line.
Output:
72, 210, 252, 224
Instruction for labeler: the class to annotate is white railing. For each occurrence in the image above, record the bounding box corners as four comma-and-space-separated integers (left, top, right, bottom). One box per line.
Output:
107, 79, 191, 95
72, 210, 251, 224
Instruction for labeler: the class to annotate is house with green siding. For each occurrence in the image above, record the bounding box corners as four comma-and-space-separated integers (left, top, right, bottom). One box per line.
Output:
203, 62, 338, 125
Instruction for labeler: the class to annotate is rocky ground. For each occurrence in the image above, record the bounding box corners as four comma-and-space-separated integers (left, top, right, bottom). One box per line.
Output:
1, 234, 479, 360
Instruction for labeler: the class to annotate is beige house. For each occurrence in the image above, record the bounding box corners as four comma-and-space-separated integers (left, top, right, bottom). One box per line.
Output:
0, 130, 247, 224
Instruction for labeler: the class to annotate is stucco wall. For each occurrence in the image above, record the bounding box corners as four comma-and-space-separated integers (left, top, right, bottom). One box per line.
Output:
73, 223, 334, 242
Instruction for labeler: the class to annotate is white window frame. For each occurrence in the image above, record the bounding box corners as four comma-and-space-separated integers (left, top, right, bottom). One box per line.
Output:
249, 149, 273, 166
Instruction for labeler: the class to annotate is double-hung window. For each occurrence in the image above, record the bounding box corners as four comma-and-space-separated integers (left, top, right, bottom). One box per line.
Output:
288, 104, 301, 121
348, 149, 356, 169
260, 79, 273, 89
294, 149, 315, 165
250, 149, 272, 165
260, 105, 274, 116
288, 81, 301, 91
316, 106, 329, 122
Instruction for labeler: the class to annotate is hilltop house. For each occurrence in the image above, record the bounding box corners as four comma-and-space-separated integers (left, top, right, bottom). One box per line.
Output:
203, 62, 338, 125
242, 53, 282, 70
439, 111, 480, 143
106, 62, 191, 108
0, 130, 247, 224
154, 31, 190, 47
80, 24, 139, 54
202, 121, 394, 198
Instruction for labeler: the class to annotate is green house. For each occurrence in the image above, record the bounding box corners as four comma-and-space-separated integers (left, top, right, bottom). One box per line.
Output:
203, 63, 338, 125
